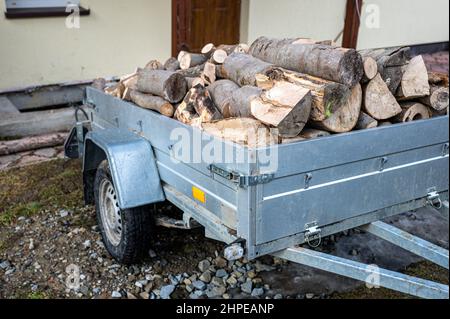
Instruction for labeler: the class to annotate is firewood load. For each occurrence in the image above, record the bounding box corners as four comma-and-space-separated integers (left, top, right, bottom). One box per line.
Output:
94, 37, 447, 148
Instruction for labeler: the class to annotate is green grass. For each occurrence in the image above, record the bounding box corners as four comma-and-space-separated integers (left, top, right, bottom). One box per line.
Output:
27, 291, 48, 300
0, 159, 83, 226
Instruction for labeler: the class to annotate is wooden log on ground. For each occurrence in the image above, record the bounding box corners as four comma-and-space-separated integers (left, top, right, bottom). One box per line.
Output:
179, 53, 208, 70
361, 57, 378, 83
228, 83, 312, 138
397, 55, 430, 100
419, 85, 449, 112
257, 68, 351, 122
249, 36, 364, 86
359, 47, 411, 94
362, 74, 402, 120
183, 85, 222, 123
207, 80, 240, 117
220, 53, 275, 86
312, 84, 362, 133
394, 102, 431, 123
0, 132, 67, 156
356, 112, 378, 130
130, 90, 174, 117
201, 118, 278, 148
164, 57, 180, 71
136, 69, 187, 103
145, 60, 164, 70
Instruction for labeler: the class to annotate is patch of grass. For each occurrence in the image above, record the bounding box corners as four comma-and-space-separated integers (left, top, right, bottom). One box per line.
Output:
0, 159, 84, 226
26, 291, 48, 299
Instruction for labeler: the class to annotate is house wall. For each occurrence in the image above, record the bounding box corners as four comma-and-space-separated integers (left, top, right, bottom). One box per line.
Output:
0, 0, 172, 91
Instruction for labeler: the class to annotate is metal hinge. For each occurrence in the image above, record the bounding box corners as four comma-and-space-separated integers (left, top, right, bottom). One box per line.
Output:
304, 222, 322, 248
208, 165, 274, 187
427, 187, 442, 209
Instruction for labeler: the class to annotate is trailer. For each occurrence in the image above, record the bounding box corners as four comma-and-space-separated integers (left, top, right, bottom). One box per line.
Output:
65, 87, 449, 299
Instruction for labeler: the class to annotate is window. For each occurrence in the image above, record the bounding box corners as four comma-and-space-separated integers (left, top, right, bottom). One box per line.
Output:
5, 0, 89, 19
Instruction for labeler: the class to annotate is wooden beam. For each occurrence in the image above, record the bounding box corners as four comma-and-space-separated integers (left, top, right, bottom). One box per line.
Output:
342, 0, 363, 49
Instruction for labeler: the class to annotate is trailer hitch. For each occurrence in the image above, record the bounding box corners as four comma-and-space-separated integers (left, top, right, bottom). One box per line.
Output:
427, 188, 443, 209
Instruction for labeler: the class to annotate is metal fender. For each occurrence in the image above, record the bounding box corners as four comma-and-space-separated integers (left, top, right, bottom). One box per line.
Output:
83, 128, 165, 209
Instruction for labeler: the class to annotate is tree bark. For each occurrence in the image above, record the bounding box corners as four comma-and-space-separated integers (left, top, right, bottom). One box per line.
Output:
0, 132, 67, 156
397, 55, 430, 100
356, 112, 378, 130
183, 85, 222, 123
257, 68, 351, 121
220, 53, 275, 86
136, 69, 187, 103
363, 74, 402, 120
177, 64, 206, 78
228, 83, 312, 138
145, 60, 164, 70
185, 77, 206, 89
394, 102, 431, 123
164, 57, 180, 71
428, 72, 449, 87
249, 36, 364, 86
207, 80, 240, 118
201, 118, 278, 148
179, 53, 208, 70
175, 100, 200, 126
312, 84, 362, 133
419, 85, 449, 111
130, 90, 174, 117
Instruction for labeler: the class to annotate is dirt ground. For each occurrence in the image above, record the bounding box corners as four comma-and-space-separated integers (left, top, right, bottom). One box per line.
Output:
0, 159, 448, 299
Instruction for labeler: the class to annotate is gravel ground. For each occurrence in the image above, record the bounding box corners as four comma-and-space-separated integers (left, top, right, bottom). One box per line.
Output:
0, 159, 448, 299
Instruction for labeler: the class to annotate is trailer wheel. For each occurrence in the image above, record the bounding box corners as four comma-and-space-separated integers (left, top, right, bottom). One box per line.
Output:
94, 160, 153, 265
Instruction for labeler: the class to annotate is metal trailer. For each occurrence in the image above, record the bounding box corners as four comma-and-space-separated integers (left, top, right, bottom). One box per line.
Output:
66, 87, 450, 299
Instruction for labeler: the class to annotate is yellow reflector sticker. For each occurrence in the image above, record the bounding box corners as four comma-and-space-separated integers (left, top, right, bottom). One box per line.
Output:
192, 187, 206, 204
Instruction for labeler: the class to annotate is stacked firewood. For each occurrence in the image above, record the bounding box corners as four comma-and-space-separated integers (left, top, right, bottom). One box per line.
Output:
95, 37, 449, 147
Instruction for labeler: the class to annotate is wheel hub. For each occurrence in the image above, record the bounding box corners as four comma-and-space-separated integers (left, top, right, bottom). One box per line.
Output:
99, 179, 123, 246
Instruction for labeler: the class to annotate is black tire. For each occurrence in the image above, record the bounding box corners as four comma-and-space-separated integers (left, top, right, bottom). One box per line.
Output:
94, 160, 153, 265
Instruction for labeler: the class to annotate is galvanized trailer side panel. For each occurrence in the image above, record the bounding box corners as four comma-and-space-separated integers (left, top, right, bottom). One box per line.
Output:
254, 117, 449, 246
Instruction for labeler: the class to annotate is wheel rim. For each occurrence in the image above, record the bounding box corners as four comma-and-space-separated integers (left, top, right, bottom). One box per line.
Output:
99, 179, 122, 247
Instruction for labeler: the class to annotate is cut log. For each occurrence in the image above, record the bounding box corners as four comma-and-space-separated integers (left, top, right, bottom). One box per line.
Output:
0, 132, 67, 156
363, 74, 402, 120
185, 77, 206, 89
356, 112, 378, 130
249, 36, 364, 86
207, 80, 240, 118
183, 85, 222, 123
104, 82, 124, 98
228, 83, 312, 138
299, 129, 331, 139
201, 43, 216, 56
122, 73, 138, 89
257, 68, 351, 121
202, 62, 217, 84
217, 44, 250, 55
201, 118, 278, 148
145, 60, 164, 70
164, 57, 181, 71
177, 64, 206, 78
361, 57, 378, 82
312, 84, 362, 133
211, 50, 228, 64
397, 55, 430, 100
175, 100, 200, 126
130, 90, 174, 117
359, 47, 411, 94
122, 87, 132, 101
179, 53, 208, 70
394, 102, 431, 123
428, 72, 449, 87
136, 69, 187, 103
221, 53, 275, 86
419, 85, 449, 111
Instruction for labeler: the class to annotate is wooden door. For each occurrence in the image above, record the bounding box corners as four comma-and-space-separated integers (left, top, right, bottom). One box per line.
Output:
172, 0, 241, 56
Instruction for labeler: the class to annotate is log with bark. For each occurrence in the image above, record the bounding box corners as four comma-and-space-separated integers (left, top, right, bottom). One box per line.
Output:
361, 57, 378, 83
201, 118, 278, 148
228, 83, 312, 138
104, 82, 125, 98
92, 78, 106, 90
428, 72, 449, 87
164, 57, 181, 71
249, 36, 364, 86
202, 62, 217, 84
394, 102, 431, 123
396, 55, 430, 100
182, 85, 223, 123
257, 68, 351, 121
145, 60, 164, 70
130, 90, 175, 117
419, 85, 449, 112
177, 64, 206, 78
207, 80, 240, 117
0, 132, 67, 156
179, 53, 208, 70
175, 100, 200, 126
359, 47, 411, 94
312, 84, 362, 133
220, 53, 275, 86
136, 69, 187, 103
201, 44, 229, 64
185, 77, 206, 89
356, 112, 378, 130
363, 74, 402, 120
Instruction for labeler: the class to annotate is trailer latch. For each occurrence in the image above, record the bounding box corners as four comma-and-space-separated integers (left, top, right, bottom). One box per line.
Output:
208, 165, 274, 187
427, 188, 442, 209
304, 222, 322, 248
